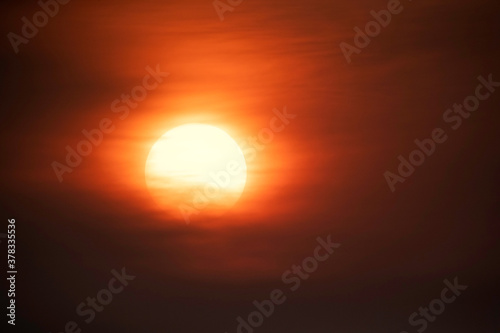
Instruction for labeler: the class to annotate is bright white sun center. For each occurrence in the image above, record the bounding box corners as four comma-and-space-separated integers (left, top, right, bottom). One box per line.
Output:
145, 124, 247, 220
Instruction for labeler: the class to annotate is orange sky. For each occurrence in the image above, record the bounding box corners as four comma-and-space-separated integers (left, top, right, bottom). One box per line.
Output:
1, 0, 499, 332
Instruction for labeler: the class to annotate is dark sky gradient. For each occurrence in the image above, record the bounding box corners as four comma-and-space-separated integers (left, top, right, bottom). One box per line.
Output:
1, 0, 499, 332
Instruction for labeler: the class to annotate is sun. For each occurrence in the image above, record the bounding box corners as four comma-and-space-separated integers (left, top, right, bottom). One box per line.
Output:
145, 123, 247, 222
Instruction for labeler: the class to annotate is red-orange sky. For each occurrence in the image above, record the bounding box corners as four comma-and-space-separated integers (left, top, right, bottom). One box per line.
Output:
1, 0, 499, 332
